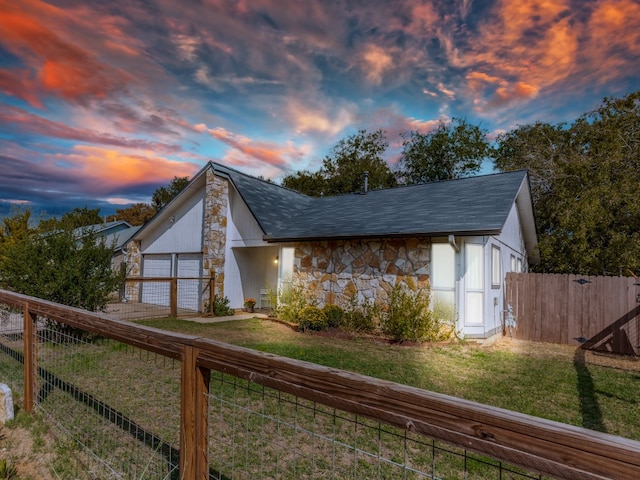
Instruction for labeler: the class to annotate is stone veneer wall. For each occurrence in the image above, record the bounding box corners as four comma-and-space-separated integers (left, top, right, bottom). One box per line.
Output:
203, 169, 228, 299
293, 238, 431, 307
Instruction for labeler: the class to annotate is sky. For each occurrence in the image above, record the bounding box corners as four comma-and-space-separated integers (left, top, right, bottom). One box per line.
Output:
1, 0, 639, 219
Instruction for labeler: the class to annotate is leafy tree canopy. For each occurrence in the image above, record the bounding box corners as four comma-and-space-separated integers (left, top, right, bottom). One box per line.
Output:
152, 176, 190, 210
281, 170, 326, 197
399, 118, 490, 183
0, 211, 125, 312
494, 90, 640, 275
107, 203, 156, 226
281, 129, 396, 196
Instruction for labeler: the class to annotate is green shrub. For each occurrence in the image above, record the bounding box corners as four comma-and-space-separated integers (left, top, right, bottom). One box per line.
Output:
276, 283, 307, 323
380, 284, 454, 342
322, 304, 344, 328
298, 306, 327, 332
206, 295, 235, 316
342, 296, 377, 333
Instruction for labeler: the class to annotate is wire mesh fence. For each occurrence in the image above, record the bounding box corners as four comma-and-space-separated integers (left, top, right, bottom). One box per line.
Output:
206, 371, 547, 480
106, 277, 212, 321
1, 291, 639, 479
0, 301, 182, 479
0, 303, 25, 396
34, 328, 182, 479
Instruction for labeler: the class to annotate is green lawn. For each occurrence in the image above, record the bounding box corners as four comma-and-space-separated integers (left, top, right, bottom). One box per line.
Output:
137, 317, 640, 441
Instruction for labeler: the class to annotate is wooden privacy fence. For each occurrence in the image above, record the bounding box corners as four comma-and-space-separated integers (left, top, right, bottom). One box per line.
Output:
505, 273, 640, 355
1, 289, 640, 479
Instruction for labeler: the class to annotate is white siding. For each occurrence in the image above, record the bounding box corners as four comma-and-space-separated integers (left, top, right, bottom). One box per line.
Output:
141, 188, 205, 254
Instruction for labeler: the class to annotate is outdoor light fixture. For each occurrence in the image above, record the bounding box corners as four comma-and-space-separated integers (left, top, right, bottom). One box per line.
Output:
274, 255, 279, 264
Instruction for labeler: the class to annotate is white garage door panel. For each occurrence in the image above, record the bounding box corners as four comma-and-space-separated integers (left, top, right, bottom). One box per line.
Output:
177, 254, 202, 311
142, 255, 171, 306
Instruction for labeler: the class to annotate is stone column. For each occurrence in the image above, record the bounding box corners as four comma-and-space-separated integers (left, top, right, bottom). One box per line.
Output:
203, 169, 228, 300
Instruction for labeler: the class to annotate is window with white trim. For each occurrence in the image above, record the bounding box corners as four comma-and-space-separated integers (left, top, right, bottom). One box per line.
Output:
491, 245, 501, 288
465, 243, 484, 324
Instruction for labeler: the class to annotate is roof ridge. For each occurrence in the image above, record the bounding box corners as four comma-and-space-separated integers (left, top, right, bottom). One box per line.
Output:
210, 161, 312, 198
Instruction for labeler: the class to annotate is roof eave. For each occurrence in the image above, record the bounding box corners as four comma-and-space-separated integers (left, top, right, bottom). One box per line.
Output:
263, 229, 502, 243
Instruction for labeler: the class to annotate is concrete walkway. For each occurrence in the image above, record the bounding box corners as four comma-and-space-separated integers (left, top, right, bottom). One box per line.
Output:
183, 312, 269, 324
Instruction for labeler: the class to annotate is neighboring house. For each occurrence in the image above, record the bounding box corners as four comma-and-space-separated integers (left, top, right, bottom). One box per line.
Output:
125, 161, 538, 339
76, 221, 141, 270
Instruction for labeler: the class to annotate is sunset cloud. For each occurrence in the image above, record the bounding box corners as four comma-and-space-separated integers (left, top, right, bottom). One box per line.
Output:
362, 45, 394, 85
0, 105, 184, 154
0, 0, 135, 106
0, 0, 637, 217
57, 145, 200, 192
201, 125, 307, 170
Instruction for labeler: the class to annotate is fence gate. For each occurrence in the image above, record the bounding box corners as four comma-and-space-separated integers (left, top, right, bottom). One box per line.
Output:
505, 273, 640, 356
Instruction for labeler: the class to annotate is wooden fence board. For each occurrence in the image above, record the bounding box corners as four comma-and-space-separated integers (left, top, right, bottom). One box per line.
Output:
506, 273, 640, 356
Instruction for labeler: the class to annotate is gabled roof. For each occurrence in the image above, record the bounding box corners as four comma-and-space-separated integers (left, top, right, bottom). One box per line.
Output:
132, 161, 539, 262
73, 221, 140, 252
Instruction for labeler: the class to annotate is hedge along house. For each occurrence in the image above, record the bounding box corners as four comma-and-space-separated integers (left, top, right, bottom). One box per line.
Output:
125, 161, 538, 339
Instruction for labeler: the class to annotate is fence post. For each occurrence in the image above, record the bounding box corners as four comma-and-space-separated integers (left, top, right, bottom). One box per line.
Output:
22, 302, 37, 413
170, 278, 178, 318
209, 275, 215, 316
180, 345, 210, 479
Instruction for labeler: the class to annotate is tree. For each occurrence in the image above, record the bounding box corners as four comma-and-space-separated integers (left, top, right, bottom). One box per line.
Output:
152, 176, 190, 210
107, 203, 157, 226
399, 118, 490, 183
322, 129, 397, 195
281, 170, 326, 197
0, 208, 32, 264
0, 211, 126, 314
282, 129, 397, 196
494, 91, 640, 275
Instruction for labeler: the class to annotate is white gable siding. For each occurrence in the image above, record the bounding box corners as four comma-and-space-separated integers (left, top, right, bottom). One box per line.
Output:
141, 189, 205, 254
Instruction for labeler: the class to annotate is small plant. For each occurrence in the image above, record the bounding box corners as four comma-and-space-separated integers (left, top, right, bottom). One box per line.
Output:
205, 295, 235, 316
276, 283, 307, 323
244, 298, 256, 308
298, 306, 327, 332
342, 296, 377, 333
380, 284, 455, 343
322, 304, 344, 328
0, 458, 18, 479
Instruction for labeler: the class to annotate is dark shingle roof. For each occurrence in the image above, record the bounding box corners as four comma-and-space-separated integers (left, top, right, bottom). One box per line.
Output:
213, 163, 529, 242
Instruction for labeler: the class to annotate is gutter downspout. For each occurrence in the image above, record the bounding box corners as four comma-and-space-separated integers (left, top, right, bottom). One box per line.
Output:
448, 234, 460, 253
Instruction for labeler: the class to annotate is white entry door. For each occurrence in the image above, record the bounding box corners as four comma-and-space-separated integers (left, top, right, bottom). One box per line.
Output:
141, 254, 171, 306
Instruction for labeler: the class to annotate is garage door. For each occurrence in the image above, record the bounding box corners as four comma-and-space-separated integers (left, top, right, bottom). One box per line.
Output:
177, 254, 202, 311
141, 254, 171, 306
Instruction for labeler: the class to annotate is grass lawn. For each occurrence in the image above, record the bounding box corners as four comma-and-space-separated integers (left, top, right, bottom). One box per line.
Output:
138, 316, 640, 441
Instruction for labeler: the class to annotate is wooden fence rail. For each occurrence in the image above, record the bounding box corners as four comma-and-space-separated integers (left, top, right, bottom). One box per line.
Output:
506, 273, 640, 356
1, 289, 639, 479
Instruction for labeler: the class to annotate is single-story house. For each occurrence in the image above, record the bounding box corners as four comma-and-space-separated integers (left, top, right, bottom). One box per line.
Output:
125, 161, 538, 339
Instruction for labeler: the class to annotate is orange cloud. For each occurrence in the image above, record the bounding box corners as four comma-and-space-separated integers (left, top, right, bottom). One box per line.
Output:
584, 0, 640, 85
287, 98, 355, 135
0, 0, 134, 105
362, 45, 394, 85
453, 0, 578, 111
54, 145, 200, 192
466, 71, 538, 111
203, 126, 307, 169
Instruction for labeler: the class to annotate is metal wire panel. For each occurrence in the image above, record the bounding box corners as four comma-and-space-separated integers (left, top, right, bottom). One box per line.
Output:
206, 371, 546, 480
